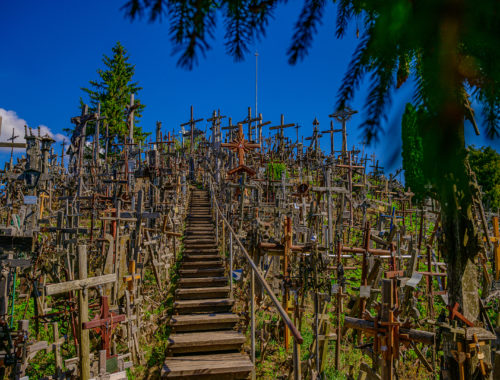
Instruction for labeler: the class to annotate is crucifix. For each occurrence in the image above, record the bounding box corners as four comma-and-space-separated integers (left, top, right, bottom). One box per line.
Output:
238, 107, 261, 142
329, 106, 357, 159
207, 109, 226, 147
70, 104, 99, 175
269, 114, 295, 158
45, 245, 117, 380
8, 128, 19, 169
82, 295, 125, 359
321, 120, 343, 158
221, 123, 260, 177
180, 106, 203, 153
305, 118, 322, 159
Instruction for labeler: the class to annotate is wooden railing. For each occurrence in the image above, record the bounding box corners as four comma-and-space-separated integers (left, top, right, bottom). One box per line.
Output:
206, 177, 303, 380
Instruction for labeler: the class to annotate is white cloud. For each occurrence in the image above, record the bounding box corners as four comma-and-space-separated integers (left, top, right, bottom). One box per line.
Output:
0, 108, 67, 152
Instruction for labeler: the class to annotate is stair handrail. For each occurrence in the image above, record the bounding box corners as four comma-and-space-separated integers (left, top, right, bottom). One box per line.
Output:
207, 180, 304, 345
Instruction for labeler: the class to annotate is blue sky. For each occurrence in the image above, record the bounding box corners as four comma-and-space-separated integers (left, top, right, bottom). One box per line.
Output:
1, 1, 498, 175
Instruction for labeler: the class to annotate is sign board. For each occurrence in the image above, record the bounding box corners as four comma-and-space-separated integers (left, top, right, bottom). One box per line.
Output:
23, 196, 37, 205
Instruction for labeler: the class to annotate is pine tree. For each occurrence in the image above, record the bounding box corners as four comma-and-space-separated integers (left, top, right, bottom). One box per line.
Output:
80, 41, 147, 150
401, 103, 427, 203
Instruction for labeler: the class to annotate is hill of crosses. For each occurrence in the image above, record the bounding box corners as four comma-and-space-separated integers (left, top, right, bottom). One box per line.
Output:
0, 101, 499, 380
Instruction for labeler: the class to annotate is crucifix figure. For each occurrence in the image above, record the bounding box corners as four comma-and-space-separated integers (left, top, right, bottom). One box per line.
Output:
328, 106, 357, 158
305, 118, 322, 159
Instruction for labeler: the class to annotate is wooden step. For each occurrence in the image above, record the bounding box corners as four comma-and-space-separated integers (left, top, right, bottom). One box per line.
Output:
162, 352, 253, 379
183, 238, 216, 244
174, 298, 234, 314
180, 261, 223, 269
185, 230, 215, 235
183, 243, 218, 249
178, 268, 224, 278
184, 248, 218, 254
183, 255, 221, 262
167, 330, 245, 354
170, 313, 239, 332
177, 277, 228, 288
175, 286, 229, 300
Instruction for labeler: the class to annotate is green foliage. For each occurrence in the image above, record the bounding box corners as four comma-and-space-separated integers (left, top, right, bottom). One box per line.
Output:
267, 161, 287, 180
401, 103, 427, 203
80, 41, 148, 148
468, 145, 500, 210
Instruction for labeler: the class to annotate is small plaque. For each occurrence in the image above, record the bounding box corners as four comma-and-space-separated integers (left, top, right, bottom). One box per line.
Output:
360, 285, 371, 298
405, 272, 423, 288
23, 196, 37, 205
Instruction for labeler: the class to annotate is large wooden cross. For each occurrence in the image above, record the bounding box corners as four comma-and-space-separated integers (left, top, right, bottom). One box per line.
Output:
328, 107, 357, 158
82, 295, 125, 358
238, 107, 261, 142
221, 123, 260, 177
45, 245, 117, 380
321, 120, 343, 158
180, 106, 203, 153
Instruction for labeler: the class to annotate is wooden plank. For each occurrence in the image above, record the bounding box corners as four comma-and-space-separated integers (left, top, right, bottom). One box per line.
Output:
45, 274, 116, 295
163, 353, 253, 378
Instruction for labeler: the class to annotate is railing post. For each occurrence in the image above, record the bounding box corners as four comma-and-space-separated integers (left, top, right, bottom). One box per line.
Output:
229, 233, 233, 298
293, 338, 301, 380
215, 207, 219, 243
251, 268, 256, 380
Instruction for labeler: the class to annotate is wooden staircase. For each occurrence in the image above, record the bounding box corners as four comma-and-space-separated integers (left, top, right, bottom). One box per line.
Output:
162, 189, 253, 379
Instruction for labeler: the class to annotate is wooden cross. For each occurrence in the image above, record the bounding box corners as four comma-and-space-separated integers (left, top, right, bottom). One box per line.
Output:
221, 123, 260, 177
328, 106, 357, 158
490, 217, 500, 280
82, 295, 125, 358
321, 120, 343, 158
207, 110, 226, 146
45, 245, 117, 380
122, 260, 141, 302
269, 115, 295, 155
238, 107, 261, 142
180, 106, 203, 153
305, 118, 322, 157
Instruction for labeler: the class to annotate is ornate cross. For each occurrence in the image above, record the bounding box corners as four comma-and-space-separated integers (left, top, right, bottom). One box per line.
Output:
221, 123, 260, 176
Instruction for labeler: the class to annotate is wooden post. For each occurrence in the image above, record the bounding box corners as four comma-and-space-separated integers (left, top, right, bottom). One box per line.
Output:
229, 233, 233, 298
293, 338, 301, 380
250, 269, 256, 380
78, 245, 90, 380
52, 322, 63, 379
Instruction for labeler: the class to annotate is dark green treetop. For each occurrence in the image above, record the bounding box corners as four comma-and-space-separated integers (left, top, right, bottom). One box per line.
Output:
80, 41, 148, 149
